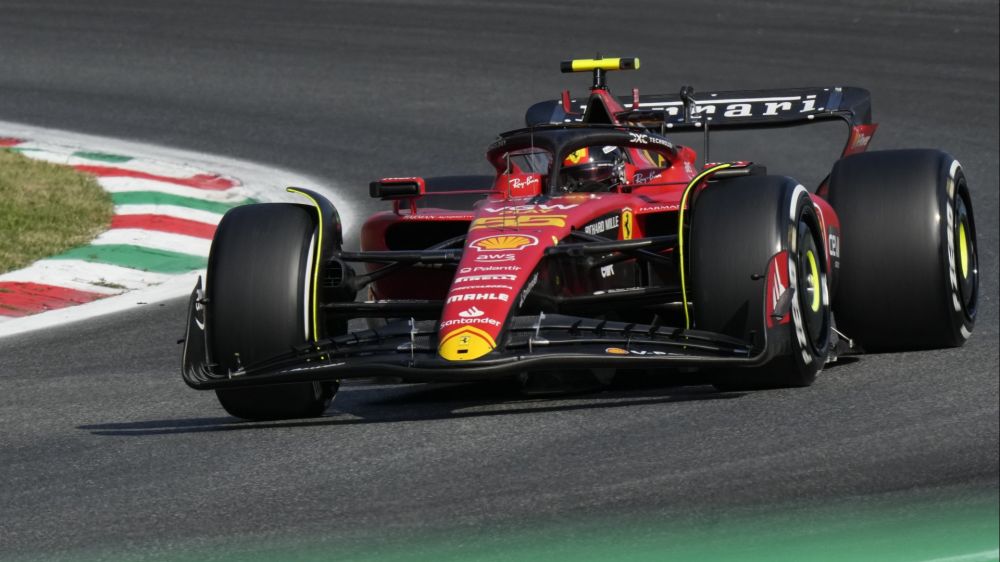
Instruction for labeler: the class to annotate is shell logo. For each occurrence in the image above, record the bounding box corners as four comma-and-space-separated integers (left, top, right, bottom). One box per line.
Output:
470, 234, 539, 252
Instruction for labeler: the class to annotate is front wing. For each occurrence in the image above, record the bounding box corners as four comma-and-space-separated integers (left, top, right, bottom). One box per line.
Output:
182, 281, 787, 390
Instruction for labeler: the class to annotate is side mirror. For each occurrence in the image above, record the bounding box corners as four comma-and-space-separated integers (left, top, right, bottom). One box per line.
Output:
369, 177, 426, 200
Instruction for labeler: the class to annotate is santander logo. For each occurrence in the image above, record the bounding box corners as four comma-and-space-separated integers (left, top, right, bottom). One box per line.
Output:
459, 306, 485, 318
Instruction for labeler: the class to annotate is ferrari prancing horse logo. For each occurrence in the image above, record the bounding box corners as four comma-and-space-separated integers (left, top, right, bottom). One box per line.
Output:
565, 147, 589, 165
620, 208, 634, 240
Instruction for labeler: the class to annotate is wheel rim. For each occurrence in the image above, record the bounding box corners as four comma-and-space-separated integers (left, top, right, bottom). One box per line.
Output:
954, 193, 978, 315
796, 221, 828, 352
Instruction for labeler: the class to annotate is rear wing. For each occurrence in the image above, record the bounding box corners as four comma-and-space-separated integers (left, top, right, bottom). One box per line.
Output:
526, 86, 872, 130
525, 86, 877, 157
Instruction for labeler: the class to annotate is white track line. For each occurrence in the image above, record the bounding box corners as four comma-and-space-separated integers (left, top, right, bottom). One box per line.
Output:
113, 204, 225, 225
0, 269, 123, 296
13, 142, 243, 178
0, 259, 173, 291
0, 272, 203, 336
98, 177, 252, 201
91, 229, 213, 256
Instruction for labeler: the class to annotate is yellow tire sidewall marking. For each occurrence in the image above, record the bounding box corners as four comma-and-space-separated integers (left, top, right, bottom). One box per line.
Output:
806, 249, 820, 312
959, 221, 969, 280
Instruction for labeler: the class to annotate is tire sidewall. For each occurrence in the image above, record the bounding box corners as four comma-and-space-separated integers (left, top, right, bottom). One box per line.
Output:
786, 187, 831, 376
207, 203, 336, 420
692, 175, 831, 388
942, 164, 977, 343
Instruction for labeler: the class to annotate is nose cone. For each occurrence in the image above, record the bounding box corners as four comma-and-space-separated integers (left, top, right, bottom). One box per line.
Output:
438, 325, 497, 361
437, 227, 567, 361
436, 234, 539, 362
436, 198, 583, 361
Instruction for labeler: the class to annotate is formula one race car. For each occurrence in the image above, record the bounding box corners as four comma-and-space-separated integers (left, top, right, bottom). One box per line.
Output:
182, 57, 979, 421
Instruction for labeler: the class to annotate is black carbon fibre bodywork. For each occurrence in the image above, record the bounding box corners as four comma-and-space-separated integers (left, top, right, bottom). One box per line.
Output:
182, 278, 789, 389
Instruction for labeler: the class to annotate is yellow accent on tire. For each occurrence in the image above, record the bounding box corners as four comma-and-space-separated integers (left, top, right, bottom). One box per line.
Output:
806, 250, 821, 312
286, 188, 322, 343
678, 163, 732, 329
959, 222, 969, 279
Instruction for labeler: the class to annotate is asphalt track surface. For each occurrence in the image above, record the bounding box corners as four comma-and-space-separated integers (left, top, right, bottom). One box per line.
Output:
1, 1, 997, 560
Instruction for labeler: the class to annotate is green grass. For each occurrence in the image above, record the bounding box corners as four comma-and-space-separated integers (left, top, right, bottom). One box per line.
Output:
0, 149, 113, 273
11, 488, 998, 562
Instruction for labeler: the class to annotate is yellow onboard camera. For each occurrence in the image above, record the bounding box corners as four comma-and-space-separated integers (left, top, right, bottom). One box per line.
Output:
560, 57, 640, 73
560, 57, 639, 89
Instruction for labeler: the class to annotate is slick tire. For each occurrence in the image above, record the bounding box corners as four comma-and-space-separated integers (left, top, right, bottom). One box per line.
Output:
690, 175, 832, 390
827, 150, 978, 351
207, 203, 337, 421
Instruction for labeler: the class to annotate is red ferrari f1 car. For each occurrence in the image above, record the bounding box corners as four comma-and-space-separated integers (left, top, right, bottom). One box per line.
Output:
182, 57, 979, 420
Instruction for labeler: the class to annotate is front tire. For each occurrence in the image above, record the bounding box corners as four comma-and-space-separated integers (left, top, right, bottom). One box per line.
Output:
827, 150, 978, 351
690, 175, 832, 390
207, 203, 337, 420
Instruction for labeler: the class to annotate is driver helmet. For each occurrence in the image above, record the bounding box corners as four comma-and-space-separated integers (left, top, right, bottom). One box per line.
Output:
561, 146, 624, 192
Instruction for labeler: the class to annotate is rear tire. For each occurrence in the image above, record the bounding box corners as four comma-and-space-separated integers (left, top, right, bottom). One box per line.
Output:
827, 150, 978, 351
207, 204, 337, 420
690, 175, 831, 390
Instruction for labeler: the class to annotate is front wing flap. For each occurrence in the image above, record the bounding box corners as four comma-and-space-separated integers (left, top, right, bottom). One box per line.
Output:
183, 282, 780, 390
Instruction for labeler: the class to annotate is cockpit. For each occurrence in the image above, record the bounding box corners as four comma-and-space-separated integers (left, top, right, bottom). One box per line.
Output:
487, 125, 675, 196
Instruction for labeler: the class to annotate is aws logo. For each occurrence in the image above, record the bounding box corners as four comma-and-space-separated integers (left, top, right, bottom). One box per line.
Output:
475, 252, 516, 262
